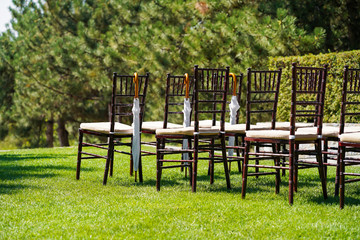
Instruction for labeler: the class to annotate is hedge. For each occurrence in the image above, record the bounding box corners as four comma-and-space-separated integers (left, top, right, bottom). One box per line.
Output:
268, 50, 360, 123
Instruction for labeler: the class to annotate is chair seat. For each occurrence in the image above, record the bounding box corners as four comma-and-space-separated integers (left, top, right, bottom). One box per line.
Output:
246, 129, 318, 141
80, 122, 133, 135
339, 132, 360, 143
191, 120, 220, 128
209, 124, 268, 134
256, 121, 314, 130
156, 126, 219, 136
298, 126, 360, 138
141, 121, 182, 131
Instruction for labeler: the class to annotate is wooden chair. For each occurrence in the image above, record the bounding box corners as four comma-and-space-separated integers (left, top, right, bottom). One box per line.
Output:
76, 72, 150, 184
338, 66, 360, 209
241, 63, 328, 205
156, 66, 231, 192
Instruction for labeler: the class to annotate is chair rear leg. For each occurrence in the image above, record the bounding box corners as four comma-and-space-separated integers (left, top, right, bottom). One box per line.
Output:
315, 140, 328, 200
335, 141, 340, 197
156, 137, 162, 191
273, 143, 280, 194
76, 130, 83, 180
241, 141, 250, 199
210, 138, 215, 184
235, 135, 242, 173
221, 134, 231, 189
288, 140, 294, 205
192, 136, 199, 192
339, 145, 345, 209
282, 144, 286, 177
255, 144, 260, 178
138, 155, 143, 183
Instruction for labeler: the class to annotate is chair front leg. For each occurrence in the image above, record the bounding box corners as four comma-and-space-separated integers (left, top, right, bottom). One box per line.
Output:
103, 134, 114, 185
76, 129, 83, 180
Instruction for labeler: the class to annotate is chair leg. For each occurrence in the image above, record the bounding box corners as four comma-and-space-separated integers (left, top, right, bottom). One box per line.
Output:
221, 134, 231, 189
273, 143, 280, 194
235, 135, 242, 173
188, 137, 193, 185
315, 139, 328, 200
192, 135, 199, 192
130, 144, 134, 177
339, 145, 345, 209
288, 140, 294, 205
282, 144, 286, 177
138, 155, 143, 183
293, 143, 299, 192
241, 141, 250, 199
110, 143, 114, 177
103, 135, 114, 185
210, 138, 215, 184
76, 130, 83, 180
255, 144, 260, 178
335, 141, 340, 197
323, 139, 328, 182
156, 137, 162, 191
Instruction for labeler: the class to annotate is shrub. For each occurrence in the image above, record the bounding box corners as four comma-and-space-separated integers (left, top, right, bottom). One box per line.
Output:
268, 50, 360, 123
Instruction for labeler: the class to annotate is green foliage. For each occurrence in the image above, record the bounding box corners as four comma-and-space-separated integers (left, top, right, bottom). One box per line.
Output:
1, 147, 360, 238
257, 0, 360, 52
268, 50, 360, 123
0, 0, 332, 148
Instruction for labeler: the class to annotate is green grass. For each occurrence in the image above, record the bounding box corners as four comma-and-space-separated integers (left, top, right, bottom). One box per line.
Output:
1, 146, 360, 239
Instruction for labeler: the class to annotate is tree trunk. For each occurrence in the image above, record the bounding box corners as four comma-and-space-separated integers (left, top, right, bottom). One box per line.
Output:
57, 118, 70, 147
45, 119, 54, 147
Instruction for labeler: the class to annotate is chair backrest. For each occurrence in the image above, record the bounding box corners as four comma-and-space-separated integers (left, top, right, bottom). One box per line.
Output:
245, 68, 282, 130
339, 66, 360, 134
163, 73, 194, 128
226, 73, 244, 124
109, 72, 150, 131
193, 65, 230, 132
290, 63, 328, 136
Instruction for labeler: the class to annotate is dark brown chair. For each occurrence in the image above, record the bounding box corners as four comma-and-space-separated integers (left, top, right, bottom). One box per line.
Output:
156, 66, 231, 192
76, 72, 150, 184
242, 63, 328, 205
338, 66, 360, 209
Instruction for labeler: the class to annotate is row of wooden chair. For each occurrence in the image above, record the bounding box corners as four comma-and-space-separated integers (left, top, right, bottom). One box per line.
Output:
75, 64, 360, 208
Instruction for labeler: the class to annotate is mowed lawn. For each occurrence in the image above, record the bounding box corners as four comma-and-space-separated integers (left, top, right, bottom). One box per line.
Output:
1, 146, 360, 239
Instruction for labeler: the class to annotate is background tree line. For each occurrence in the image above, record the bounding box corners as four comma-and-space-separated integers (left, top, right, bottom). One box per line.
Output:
0, 0, 359, 148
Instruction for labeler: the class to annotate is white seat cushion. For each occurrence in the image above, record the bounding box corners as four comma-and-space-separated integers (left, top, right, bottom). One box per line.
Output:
156, 126, 219, 136
80, 122, 132, 135
339, 132, 360, 143
210, 124, 265, 134
191, 120, 220, 128
298, 126, 360, 138
255, 122, 314, 130
141, 121, 182, 131
246, 129, 318, 141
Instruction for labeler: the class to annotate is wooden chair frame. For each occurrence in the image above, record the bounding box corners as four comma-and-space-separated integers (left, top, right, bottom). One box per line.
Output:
156, 66, 231, 192
338, 66, 360, 209
241, 63, 328, 205
76, 72, 150, 184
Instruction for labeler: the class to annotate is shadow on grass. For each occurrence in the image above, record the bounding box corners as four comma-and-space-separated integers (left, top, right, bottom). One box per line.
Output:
0, 153, 94, 195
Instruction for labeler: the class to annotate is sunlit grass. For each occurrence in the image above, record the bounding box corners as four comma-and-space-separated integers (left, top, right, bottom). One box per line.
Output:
1, 146, 360, 239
